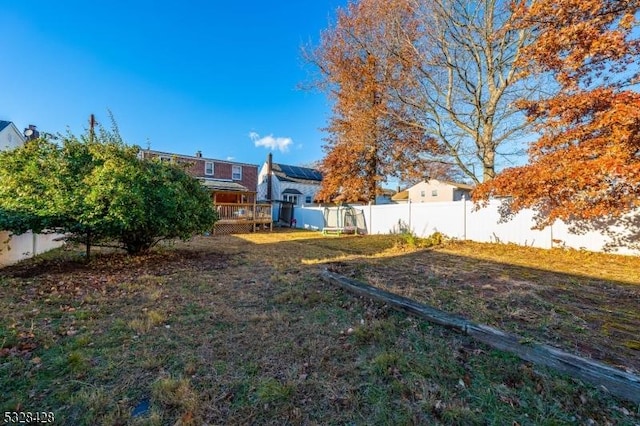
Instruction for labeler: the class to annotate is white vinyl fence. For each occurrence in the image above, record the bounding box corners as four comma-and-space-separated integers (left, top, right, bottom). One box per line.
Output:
294, 200, 640, 256
0, 231, 64, 267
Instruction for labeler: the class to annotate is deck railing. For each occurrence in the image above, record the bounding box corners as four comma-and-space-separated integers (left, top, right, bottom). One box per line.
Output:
215, 203, 272, 223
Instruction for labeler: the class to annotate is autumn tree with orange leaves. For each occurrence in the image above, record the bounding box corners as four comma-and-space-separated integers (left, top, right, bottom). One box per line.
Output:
474, 0, 640, 226
306, 0, 450, 203
308, 0, 545, 204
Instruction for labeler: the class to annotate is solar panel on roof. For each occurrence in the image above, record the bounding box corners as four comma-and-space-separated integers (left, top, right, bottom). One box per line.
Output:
276, 163, 322, 181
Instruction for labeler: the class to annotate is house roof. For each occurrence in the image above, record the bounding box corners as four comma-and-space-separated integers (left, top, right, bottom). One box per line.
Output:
437, 180, 474, 190
404, 179, 474, 192
199, 179, 250, 192
391, 190, 409, 201
143, 149, 258, 168
0, 121, 12, 132
282, 188, 303, 195
272, 163, 322, 184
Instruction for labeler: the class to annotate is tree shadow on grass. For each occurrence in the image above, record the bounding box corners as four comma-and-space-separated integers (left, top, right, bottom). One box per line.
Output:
2, 247, 231, 279
226, 232, 640, 374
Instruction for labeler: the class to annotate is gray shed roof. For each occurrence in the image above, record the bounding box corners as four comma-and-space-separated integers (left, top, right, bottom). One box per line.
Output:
282, 188, 303, 195
199, 179, 250, 192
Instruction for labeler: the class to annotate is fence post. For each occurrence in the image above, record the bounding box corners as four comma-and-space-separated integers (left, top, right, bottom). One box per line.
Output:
463, 196, 467, 240
368, 202, 373, 235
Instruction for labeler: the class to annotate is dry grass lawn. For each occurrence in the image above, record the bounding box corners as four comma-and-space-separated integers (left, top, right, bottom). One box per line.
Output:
1, 230, 639, 425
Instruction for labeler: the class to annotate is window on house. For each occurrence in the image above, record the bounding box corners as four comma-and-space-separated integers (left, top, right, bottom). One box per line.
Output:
432, 190, 438, 197
232, 165, 242, 180
305, 196, 312, 204
159, 156, 172, 163
283, 194, 299, 205
420, 190, 426, 197
205, 161, 214, 176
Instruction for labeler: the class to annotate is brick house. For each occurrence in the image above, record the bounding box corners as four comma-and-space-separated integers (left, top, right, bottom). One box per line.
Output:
139, 150, 270, 233
139, 149, 258, 203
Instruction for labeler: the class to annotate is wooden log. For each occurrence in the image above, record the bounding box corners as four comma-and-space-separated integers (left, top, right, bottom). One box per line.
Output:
321, 270, 470, 332
321, 269, 640, 404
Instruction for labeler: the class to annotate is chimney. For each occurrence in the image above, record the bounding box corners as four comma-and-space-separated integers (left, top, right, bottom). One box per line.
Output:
266, 152, 273, 201
24, 124, 40, 140
195, 150, 202, 158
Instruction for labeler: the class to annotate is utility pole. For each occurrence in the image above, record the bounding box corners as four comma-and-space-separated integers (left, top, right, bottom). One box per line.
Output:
89, 114, 96, 143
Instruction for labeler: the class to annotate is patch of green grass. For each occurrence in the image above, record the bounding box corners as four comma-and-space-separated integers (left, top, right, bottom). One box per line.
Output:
66, 350, 90, 374
370, 351, 403, 376
0, 326, 19, 349
212, 360, 227, 375
353, 318, 400, 346
225, 379, 252, 410
360, 382, 414, 424
129, 310, 166, 334
243, 361, 260, 377
71, 386, 110, 421
151, 376, 198, 411
255, 378, 294, 404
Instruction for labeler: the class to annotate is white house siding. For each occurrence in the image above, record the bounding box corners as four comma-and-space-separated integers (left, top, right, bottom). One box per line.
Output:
257, 163, 271, 200
257, 163, 321, 205
0, 123, 25, 151
279, 181, 320, 206
407, 180, 471, 203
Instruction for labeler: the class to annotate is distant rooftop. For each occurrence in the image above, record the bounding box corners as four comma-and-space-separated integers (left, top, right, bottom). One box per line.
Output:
436, 180, 475, 190
0, 121, 12, 132
143, 149, 257, 167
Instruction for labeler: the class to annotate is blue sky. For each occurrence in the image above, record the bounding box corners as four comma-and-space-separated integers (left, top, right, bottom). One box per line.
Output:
0, 1, 348, 167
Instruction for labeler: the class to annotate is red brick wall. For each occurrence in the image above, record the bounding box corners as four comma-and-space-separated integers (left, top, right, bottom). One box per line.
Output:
142, 151, 258, 192
239, 165, 258, 192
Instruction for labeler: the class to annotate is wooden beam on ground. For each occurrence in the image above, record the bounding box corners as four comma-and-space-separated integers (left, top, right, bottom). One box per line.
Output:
321, 270, 640, 404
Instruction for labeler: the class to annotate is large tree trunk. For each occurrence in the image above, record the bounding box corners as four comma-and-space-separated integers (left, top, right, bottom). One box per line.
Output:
395, 0, 536, 182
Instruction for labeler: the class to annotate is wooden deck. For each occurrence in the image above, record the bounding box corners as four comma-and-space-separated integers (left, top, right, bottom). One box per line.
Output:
214, 203, 272, 234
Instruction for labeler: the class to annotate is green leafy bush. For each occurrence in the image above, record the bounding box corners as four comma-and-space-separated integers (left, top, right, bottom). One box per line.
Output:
395, 230, 445, 250
0, 122, 217, 256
